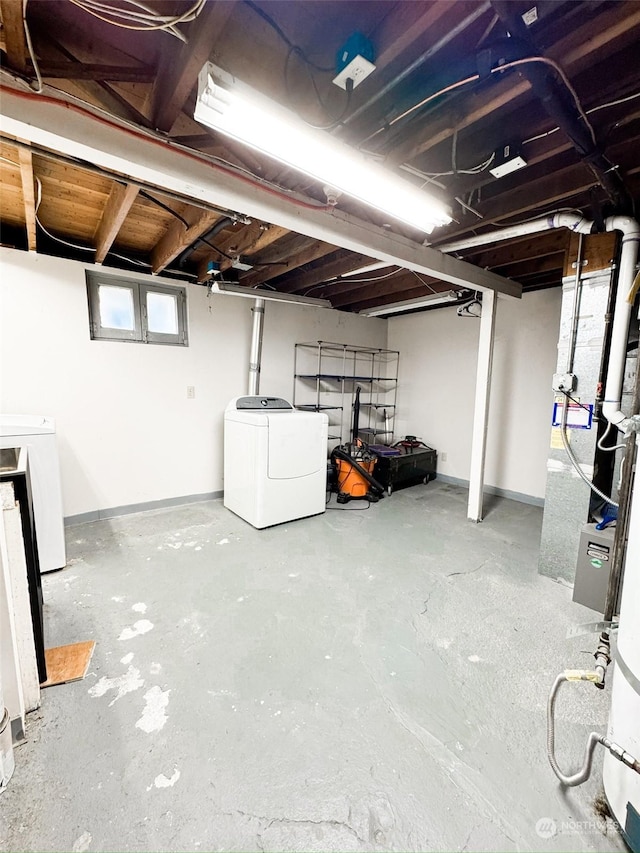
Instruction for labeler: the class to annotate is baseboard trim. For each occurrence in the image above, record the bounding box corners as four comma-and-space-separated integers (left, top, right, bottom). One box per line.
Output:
435, 474, 544, 507
64, 491, 223, 526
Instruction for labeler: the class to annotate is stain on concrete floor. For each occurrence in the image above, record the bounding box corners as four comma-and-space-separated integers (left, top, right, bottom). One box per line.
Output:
0, 483, 626, 852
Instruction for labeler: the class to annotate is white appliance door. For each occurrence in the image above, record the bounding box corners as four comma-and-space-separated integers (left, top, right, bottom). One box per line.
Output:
267, 414, 324, 479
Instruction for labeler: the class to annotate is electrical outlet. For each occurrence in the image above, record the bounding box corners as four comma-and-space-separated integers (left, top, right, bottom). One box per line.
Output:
187, 386, 195, 399
333, 55, 376, 90
440, 452, 448, 462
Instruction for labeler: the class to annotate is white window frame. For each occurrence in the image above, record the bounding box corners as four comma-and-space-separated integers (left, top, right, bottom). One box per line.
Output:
86, 272, 188, 346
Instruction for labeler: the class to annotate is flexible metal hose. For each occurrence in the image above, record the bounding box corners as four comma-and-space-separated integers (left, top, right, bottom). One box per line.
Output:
547, 674, 607, 786
547, 673, 640, 786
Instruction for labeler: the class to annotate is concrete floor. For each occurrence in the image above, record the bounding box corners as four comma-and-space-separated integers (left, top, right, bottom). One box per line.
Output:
0, 482, 627, 852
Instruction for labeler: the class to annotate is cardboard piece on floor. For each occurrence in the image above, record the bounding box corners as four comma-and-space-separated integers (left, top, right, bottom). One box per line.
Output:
41, 641, 95, 688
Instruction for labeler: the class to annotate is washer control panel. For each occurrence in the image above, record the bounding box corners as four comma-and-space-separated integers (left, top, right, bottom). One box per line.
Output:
235, 396, 292, 410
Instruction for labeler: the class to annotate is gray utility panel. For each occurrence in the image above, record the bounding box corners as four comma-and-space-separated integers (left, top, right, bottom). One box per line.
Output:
573, 522, 619, 614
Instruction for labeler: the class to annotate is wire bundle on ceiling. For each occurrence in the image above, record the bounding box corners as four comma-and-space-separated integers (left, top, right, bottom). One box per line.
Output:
66, 0, 206, 41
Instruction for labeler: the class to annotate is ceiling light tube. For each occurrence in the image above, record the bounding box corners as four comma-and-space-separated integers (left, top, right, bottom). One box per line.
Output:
359, 291, 461, 317
340, 261, 395, 277
210, 281, 331, 307
195, 63, 452, 234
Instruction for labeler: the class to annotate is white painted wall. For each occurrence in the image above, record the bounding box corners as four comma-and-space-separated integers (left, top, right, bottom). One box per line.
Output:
0, 248, 386, 518
388, 289, 562, 501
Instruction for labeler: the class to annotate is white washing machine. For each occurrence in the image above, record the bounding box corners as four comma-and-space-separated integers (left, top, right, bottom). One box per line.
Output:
0, 415, 66, 573
224, 396, 328, 529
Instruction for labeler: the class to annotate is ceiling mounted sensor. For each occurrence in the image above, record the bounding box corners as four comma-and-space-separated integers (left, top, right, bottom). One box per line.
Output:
489, 143, 528, 178
194, 63, 452, 234
360, 291, 462, 317
209, 281, 332, 308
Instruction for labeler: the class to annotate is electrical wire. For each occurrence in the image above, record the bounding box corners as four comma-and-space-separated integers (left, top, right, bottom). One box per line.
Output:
66, 0, 206, 41
522, 89, 640, 146
409, 270, 438, 294
597, 421, 627, 453
303, 267, 402, 296
23, 0, 43, 93
560, 390, 618, 508
244, 0, 334, 72
563, 391, 594, 415
35, 176, 151, 266
366, 54, 596, 150
492, 56, 597, 147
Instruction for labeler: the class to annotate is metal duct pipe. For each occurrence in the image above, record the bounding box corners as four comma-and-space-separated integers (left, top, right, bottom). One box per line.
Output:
177, 216, 235, 268
248, 298, 265, 395
438, 213, 639, 436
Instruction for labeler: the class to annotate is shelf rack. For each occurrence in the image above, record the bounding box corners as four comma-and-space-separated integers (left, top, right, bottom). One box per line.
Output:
293, 341, 399, 446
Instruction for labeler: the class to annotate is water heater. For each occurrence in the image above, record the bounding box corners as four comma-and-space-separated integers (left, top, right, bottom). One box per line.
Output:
603, 439, 640, 848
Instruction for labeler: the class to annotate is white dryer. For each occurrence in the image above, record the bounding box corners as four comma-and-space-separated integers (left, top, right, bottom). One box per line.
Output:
224, 396, 328, 529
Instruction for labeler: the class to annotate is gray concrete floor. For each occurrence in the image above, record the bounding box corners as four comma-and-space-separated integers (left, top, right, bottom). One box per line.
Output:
0, 482, 627, 852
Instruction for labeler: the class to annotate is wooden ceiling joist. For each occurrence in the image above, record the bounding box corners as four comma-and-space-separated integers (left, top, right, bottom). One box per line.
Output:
37, 62, 155, 82
17, 145, 37, 251
94, 182, 139, 264
387, 2, 640, 167
0, 0, 27, 73
149, 1, 237, 133
239, 239, 337, 289
274, 251, 379, 294
150, 208, 221, 274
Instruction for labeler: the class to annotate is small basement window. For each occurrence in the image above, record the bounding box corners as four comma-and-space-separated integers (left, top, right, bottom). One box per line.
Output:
86, 272, 188, 346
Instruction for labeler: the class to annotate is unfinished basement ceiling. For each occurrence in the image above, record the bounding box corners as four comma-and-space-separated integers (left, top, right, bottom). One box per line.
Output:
0, 0, 639, 312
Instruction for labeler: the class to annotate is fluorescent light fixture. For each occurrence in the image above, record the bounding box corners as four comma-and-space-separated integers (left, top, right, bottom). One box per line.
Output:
359, 290, 461, 317
195, 63, 452, 234
210, 281, 331, 308
341, 261, 395, 277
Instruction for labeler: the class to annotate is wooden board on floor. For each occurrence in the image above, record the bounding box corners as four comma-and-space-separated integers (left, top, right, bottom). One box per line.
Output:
41, 641, 95, 688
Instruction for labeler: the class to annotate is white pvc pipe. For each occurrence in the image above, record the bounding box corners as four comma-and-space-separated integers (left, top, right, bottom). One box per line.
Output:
602, 216, 640, 431
437, 212, 593, 254
248, 298, 265, 396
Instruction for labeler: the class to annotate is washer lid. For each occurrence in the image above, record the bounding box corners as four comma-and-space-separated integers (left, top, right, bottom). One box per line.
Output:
227, 396, 292, 412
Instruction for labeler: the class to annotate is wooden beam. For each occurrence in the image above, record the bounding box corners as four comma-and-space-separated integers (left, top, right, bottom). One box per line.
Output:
463, 231, 570, 269
2, 85, 521, 300
387, 3, 640, 166
274, 250, 376, 294
36, 62, 155, 82
151, 208, 220, 273
352, 284, 446, 313
329, 272, 433, 308
494, 251, 566, 278
0, 0, 27, 73
94, 183, 139, 264
239, 239, 336, 288
150, 1, 236, 133
369, 2, 457, 77
17, 144, 36, 250
195, 223, 291, 281
308, 267, 414, 301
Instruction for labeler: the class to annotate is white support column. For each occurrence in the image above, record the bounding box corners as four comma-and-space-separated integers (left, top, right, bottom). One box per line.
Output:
467, 290, 497, 522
